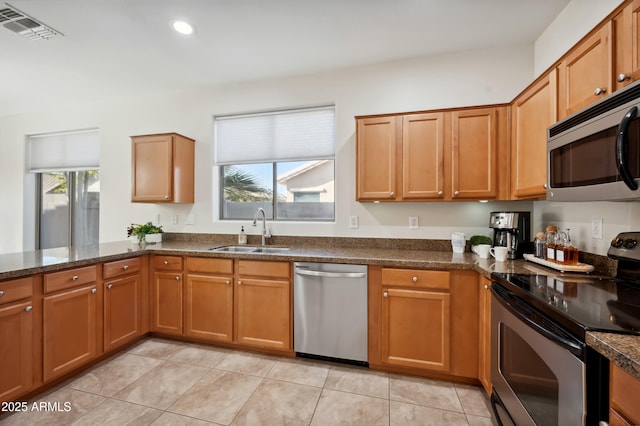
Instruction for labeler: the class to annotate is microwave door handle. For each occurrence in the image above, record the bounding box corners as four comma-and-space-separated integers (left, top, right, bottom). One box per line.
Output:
616, 106, 639, 190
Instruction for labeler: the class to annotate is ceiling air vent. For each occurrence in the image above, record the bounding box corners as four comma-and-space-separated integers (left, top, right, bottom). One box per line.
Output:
0, 3, 61, 40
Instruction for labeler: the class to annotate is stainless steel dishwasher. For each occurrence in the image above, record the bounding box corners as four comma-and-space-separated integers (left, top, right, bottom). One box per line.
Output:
293, 262, 368, 364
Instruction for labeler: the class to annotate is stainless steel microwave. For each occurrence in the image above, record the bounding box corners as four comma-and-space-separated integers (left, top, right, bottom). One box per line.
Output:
547, 80, 640, 201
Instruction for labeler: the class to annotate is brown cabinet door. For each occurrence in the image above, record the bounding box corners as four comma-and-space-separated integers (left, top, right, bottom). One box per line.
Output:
185, 274, 233, 343
235, 278, 290, 350
131, 135, 173, 202
151, 272, 183, 335
104, 275, 141, 352
614, 0, 640, 91
558, 22, 612, 118
402, 113, 445, 200
610, 363, 640, 425
0, 300, 33, 402
451, 107, 500, 199
511, 71, 557, 199
478, 277, 492, 395
381, 287, 450, 372
356, 116, 399, 201
43, 285, 98, 382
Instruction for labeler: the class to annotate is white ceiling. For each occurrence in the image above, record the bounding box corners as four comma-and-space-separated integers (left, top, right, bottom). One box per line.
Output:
0, 0, 571, 117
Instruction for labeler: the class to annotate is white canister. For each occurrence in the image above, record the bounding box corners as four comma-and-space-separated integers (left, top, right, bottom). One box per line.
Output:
451, 232, 466, 253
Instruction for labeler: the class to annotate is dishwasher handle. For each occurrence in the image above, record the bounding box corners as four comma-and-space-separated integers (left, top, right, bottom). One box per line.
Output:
295, 268, 366, 279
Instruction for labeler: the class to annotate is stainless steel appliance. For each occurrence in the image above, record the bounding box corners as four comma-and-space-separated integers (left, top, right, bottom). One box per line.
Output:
489, 211, 531, 260
293, 262, 368, 364
490, 232, 640, 425
547, 79, 640, 201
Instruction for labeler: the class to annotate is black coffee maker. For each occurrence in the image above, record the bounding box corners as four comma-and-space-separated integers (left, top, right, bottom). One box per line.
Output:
489, 211, 531, 259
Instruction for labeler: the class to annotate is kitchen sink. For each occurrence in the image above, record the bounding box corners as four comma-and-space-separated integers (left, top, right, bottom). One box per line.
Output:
211, 245, 290, 254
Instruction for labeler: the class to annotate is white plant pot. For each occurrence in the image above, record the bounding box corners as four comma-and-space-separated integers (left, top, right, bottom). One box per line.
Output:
144, 233, 162, 244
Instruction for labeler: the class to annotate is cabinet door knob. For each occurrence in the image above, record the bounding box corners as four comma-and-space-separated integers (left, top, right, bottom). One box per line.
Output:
0, 290, 4, 297
437, 191, 443, 196
238, 280, 242, 286
225, 280, 230, 286
107, 284, 113, 289
453, 191, 460, 196
412, 276, 418, 282
484, 285, 489, 290
25, 305, 32, 312
543, 183, 548, 189
122, 265, 129, 270
383, 291, 388, 298
175, 276, 180, 281
389, 191, 395, 197
72, 275, 79, 281
164, 195, 170, 200
618, 73, 631, 83
594, 87, 606, 96
164, 260, 169, 266
91, 288, 97, 294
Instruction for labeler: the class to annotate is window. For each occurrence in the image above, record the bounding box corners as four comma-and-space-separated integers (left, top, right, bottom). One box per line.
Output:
215, 106, 335, 221
28, 129, 100, 249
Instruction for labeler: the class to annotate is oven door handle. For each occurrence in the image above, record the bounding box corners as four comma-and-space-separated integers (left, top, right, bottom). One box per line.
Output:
616, 106, 639, 191
492, 286, 584, 357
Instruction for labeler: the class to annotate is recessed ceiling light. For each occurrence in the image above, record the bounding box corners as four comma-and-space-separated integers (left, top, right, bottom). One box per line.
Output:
171, 20, 193, 35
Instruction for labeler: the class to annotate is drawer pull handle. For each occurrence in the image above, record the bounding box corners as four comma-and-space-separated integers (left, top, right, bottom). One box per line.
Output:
25, 306, 32, 312
122, 265, 129, 270
72, 275, 79, 281
175, 276, 180, 281
412, 276, 418, 282
0, 290, 4, 297
226, 280, 230, 286
107, 284, 113, 289
164, 261, 169, 266
383, 291, 388, 298
438, 191, 443, 196
91, 288, 97, 294
594, 87, 606, 96
238, 280, 242, 286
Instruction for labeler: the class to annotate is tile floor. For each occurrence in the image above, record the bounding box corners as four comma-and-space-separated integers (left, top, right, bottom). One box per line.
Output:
0, 338, 497, 425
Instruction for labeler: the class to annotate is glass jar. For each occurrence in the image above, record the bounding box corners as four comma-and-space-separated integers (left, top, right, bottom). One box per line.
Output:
563, 229, 579, 265
545, 226, 558, 262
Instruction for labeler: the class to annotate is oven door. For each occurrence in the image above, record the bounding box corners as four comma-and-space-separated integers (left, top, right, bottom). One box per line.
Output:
491, 285, 586, 426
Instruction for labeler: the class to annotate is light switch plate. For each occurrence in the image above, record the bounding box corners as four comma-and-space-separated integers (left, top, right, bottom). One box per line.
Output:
349, 215, 359, 229
592, 218, 603, 239
186, 214, 195, 225
409, 216, 419, 229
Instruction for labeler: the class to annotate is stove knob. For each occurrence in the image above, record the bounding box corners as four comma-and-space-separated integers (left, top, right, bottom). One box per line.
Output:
624, 239, 638, 249
611, 236, 624, 248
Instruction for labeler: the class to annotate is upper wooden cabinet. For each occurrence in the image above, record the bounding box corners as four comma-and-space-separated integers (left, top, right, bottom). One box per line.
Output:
558, 22, 613, 119
356, 105, 507, 202
131, 133, 195, 203
510, 70, 558, 199
614, 0, 640, 91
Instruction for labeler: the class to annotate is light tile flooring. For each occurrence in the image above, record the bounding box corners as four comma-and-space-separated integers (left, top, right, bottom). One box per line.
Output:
1, 338, 497, 425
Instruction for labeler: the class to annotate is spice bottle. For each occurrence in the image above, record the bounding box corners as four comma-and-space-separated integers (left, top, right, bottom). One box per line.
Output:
545, 225, 558, 262
563, 228, 579, 265
534, 232, 546, 258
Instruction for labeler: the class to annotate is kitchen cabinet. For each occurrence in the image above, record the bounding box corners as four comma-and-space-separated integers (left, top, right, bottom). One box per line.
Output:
356, 105, 507, 202
0, 277, 38, 403
235, 260, 291, 351
558, 22, 612, 119
510, 70, 558, 199
151, 255, 183, 336
478, 276, 492, 395
610, 363, 640, 425
131, 133, 195, 203
185, 257, 234, 343
43, 266, 100, 383
103, 257, 145, 352
613, 0, 640, 91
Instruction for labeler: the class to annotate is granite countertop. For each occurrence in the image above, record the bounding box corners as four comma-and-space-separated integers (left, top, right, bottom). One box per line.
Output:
0, 236, 637, 380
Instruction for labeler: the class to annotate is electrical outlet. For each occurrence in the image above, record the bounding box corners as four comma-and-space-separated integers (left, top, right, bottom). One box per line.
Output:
409, 216, 419, 229
172, 215, 178, 225
349, 215, 359, 229
592, 218, 603, 239
186, 214, 195, 225
154, 213, 160, 224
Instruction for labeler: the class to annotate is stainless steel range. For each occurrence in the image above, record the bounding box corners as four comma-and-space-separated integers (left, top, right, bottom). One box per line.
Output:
490, 232, 640, 426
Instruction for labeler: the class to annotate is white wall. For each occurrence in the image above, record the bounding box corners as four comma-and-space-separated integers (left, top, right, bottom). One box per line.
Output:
533, 0, 636, 255
0, 44, 534, 254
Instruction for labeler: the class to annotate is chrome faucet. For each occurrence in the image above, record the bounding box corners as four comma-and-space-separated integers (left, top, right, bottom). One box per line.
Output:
253, 208, 271, 246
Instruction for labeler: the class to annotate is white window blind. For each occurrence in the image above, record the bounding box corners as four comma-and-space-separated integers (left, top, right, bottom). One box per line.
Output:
28, 129, 100, 172
215, 106, 335, 165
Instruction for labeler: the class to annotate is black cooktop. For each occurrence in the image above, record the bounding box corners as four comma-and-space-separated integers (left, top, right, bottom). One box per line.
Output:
491, 272, 640, 338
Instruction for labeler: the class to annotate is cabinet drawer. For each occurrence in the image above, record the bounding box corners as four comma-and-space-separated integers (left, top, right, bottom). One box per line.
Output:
153, 255, 183, 271
44, 265, 97, 294
186, 257, 233, 275
0, 276, 34, 305
381, 268, 450, 290
238, 260, 290, 279
611, 363, 640, 424
103, 257, 142, 279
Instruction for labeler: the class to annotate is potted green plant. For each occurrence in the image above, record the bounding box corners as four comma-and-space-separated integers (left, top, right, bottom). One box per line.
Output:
469, 235, 492, 247
127, 222, 164, 244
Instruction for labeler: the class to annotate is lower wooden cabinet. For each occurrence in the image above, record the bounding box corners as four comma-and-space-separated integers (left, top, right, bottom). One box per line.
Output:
0, 278, 40, 401
151, 272, 183, 335
478, 276, 492, 394
610, 363, 640, 425
43, 282, 99, 382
